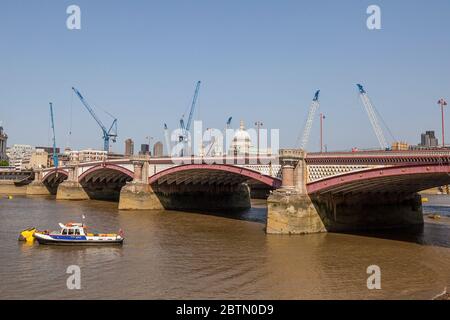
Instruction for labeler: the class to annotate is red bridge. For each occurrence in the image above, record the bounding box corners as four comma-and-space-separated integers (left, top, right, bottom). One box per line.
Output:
25, 149, 450, 235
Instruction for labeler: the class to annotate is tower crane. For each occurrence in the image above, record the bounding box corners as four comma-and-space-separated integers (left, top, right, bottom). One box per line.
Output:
164, 123, 171, 156
179, 81, 201, 154
226, 116, 232, 129
71, 87, 118, 152
49, 102, 58, 168
356, 84, 389, 150
299, 90, 320, 150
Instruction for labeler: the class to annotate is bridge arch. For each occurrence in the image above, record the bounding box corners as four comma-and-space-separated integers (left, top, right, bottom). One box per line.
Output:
307, 164, 450, 195
77, 164, 134, 201
78, 163, 134, 184
42, 169, 69, 183
149, 164, 282, 188
41, 169, 69, 194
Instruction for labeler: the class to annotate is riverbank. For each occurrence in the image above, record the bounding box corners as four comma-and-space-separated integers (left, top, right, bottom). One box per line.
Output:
0, 180, 27, 195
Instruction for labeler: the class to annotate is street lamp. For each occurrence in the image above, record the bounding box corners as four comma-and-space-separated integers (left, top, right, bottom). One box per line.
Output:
320, 113, 325, 153
254, 121, 263, 156
438, 98, 448, 148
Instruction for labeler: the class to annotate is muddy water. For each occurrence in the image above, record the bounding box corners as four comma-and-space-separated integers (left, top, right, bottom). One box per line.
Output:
1, 195, 449, 299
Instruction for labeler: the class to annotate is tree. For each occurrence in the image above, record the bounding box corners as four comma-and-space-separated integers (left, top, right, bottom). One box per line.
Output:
0, 160, 9, 167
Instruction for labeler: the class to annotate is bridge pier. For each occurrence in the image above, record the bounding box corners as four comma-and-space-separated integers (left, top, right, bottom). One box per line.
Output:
267, 149, 326, 234
56, 165, 89, 200
119, 161, 164, 210
26, 170, 51, 195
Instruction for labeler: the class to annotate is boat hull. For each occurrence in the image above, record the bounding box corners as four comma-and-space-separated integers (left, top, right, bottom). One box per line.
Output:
36, 238, 124, 246
34, 233, 124, 246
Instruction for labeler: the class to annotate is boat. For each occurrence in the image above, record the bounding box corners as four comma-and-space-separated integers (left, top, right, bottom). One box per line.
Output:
33, 223, 124, 246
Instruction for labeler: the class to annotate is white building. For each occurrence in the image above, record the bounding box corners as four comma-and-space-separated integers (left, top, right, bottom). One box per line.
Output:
66, 149, 108, 163
6, 144, 35, 170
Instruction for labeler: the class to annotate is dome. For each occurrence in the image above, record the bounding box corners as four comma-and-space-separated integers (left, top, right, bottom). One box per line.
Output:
230, 120, 252, 155
232, 120, 251, 142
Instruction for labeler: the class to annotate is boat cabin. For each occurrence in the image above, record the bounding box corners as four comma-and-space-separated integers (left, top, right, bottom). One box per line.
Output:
58, 223, 86, 236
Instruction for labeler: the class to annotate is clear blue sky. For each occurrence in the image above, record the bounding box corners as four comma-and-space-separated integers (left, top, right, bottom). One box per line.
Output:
1, 0, 449, 152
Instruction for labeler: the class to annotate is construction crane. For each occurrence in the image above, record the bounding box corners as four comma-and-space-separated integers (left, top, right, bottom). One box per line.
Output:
49, 102, 58, 168
71, 87, 118, 152
163, 123, 171, 156
299, 90, 320, 150
226, 116, 232, 129
205, 117, 232, 156
356, 84, 389, 150
179, 81, 201, 154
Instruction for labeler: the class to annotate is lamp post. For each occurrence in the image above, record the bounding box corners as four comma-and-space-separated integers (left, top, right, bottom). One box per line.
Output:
320, 113, 325, 153
438, 99, 448, 148
254, 121, 263, 156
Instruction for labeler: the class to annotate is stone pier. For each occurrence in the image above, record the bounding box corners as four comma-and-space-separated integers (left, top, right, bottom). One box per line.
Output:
56, 165, 89, 200
267, 149, 326, 234
119, 160, 163, 210
26, 171, 51, 195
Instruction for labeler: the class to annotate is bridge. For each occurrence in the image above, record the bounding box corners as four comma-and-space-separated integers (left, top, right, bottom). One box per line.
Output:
23, 149, 450, 234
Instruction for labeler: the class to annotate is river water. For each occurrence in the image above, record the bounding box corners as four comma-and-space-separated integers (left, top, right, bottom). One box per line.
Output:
1, 195, 450, 299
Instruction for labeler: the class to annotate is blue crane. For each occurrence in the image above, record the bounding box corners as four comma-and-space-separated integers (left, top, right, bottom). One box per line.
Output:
179, 81, 201, 143
49, 102, 58, 168
226, 116, 232, 129
71, 87, 118, 152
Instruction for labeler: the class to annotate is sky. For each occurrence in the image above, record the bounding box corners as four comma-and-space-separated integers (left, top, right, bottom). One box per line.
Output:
1, 0, 449, 153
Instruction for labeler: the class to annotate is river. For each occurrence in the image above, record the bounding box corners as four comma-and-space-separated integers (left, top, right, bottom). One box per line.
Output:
1, 195, 450, 299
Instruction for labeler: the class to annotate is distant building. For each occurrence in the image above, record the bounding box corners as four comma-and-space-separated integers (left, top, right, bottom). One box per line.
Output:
66, 149, 108, 163
125, 138, 134, 156
0, 126, 7, 161
29, 149, 49, 169
229, 120, 252, 156
420, 131, 439, 148
139, 143, 150, 156
153, 141, 163, 157
391, 141, 409, 151
36, 146, 60, 155
6, 144, 34, 170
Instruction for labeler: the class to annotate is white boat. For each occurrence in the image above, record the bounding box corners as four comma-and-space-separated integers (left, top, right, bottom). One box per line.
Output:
33, 223, 124, 246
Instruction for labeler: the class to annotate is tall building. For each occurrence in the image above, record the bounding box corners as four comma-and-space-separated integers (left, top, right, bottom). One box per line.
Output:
0, 126, 7, 161
125, 138, 134, 156
420, 131, 438, 147
140, 143, 150, 155
153, 141, 163, 157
